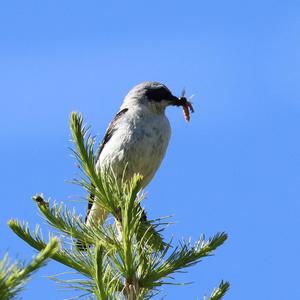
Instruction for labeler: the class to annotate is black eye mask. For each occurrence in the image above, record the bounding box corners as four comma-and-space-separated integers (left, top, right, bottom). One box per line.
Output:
145, 87, 173, 102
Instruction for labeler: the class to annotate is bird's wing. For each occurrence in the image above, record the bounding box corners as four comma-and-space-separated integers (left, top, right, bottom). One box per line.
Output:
95, 108, 129, 162
85, 108, 129, 222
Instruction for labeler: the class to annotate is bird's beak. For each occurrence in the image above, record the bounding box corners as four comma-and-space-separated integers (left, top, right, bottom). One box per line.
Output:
167, 95, 183, 107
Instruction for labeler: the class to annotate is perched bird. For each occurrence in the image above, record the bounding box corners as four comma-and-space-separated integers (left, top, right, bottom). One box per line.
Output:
78, 82, 193, 250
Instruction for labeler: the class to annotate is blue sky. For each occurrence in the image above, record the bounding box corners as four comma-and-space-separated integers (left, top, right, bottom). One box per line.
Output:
1, 0, 299, 299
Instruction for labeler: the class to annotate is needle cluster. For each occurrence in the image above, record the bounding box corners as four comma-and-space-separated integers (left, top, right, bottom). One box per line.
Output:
0, 238, 58, 300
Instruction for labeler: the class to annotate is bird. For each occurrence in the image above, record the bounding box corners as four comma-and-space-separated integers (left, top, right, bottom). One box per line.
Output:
78, 81, 193, 249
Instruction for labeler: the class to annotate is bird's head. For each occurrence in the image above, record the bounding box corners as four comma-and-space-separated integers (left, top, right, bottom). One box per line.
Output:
121, 82, 189, 114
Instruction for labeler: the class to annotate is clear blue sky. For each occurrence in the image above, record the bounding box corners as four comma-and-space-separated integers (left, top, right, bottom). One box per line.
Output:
1, 1, 299, 299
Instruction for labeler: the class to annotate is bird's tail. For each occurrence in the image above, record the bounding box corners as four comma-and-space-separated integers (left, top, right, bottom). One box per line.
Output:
75, 239, 90, 251
76, 192, 107, 251
136, 209, 166, 251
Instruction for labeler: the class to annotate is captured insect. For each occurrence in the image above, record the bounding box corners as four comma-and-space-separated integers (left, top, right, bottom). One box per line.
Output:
178, 88, 194, 122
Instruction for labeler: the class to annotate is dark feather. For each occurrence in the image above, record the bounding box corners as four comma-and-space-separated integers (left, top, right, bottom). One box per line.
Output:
95, 108, 129, 161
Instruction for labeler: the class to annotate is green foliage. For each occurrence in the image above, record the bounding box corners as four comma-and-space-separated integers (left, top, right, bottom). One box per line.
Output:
8, 112, 230, 299
204, 281, 230, 300
0, 238, 59, 300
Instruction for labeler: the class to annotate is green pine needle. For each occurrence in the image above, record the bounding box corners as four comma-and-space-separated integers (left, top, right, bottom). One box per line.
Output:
0, 238, 58, 300
205, 280, 230, 300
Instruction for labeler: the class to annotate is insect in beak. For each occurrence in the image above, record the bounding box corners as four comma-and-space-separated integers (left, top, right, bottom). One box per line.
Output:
169, 88, 195, 122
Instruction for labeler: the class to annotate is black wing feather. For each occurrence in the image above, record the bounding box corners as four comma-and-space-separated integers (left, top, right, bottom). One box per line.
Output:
95, 108, 129, 162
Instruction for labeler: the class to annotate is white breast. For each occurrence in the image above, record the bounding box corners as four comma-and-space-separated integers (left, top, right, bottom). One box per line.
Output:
96, 107, 171, 188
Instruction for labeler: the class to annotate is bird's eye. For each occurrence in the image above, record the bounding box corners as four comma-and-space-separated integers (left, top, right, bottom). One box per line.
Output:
145, 87, 172, 102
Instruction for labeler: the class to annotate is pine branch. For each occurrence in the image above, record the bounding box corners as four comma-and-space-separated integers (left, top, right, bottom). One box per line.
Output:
139, 233, 227, 289
70, 112, 118, 215
94, 245, 107, 299
8, 220, 91, 277
0, 238, 58, 300
205, 281, 230, 300
32, 194, 116, 251
69, 112, 98, 187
